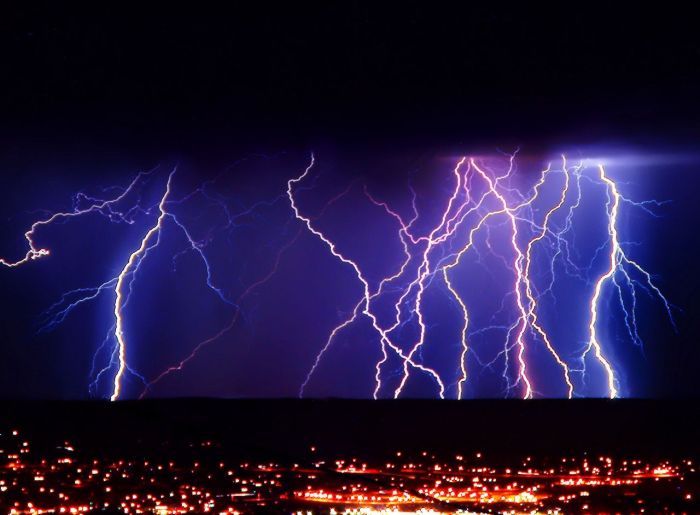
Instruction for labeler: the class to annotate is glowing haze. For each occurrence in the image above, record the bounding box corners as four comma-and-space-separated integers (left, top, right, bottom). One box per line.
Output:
0, 151, 676, 399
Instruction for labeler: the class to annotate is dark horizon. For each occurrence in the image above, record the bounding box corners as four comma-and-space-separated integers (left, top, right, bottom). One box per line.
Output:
3, 398, 699, 460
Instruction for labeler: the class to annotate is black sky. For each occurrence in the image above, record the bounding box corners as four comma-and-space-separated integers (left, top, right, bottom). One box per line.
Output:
1, 4, 699, 151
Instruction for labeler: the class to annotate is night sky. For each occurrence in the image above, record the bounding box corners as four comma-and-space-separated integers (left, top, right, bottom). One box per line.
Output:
0, 4, 699, 399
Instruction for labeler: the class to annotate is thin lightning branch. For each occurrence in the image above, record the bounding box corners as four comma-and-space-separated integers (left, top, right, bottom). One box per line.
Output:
521, 157, 574, 398
139, 227, 302, 397
1, 172, 152, 268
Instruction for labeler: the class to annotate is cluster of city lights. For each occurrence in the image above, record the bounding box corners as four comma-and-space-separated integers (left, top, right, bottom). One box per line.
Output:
1, 429, 696, 514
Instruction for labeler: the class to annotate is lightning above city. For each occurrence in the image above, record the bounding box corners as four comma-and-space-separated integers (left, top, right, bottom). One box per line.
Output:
3, 7, 700, 515
0, 151, 678, 400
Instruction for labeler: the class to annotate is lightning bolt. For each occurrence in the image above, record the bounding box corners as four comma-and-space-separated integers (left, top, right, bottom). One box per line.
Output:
520, 157, 575, 398
294, 152, 674, 399
110, 170, 176, 401
579, 163, 675, 398
1, 151, 675, 399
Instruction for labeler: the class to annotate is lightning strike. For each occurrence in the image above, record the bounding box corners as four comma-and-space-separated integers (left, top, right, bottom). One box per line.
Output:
110, 171, 175, 401
295, 152, 674, 399
0, 151, 675, 399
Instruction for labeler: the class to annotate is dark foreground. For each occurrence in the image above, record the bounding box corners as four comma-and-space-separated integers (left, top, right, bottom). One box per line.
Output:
1, 399, 699, 513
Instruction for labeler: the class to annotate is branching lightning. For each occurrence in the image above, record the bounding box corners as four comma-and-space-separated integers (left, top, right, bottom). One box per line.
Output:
0, 151, 676, 399
1, 160, 300, 399
292, 152, 675, 399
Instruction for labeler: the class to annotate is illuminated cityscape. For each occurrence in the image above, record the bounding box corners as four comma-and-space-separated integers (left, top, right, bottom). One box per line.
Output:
1, 426, 697, 514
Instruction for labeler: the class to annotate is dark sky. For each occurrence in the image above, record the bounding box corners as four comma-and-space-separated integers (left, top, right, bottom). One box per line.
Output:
0, 4, 699, 399
1, 4, 699, 148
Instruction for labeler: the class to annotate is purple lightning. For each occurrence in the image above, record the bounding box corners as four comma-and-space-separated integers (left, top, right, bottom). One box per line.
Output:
0, 151, 676, 399
294, 152, 675, 399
